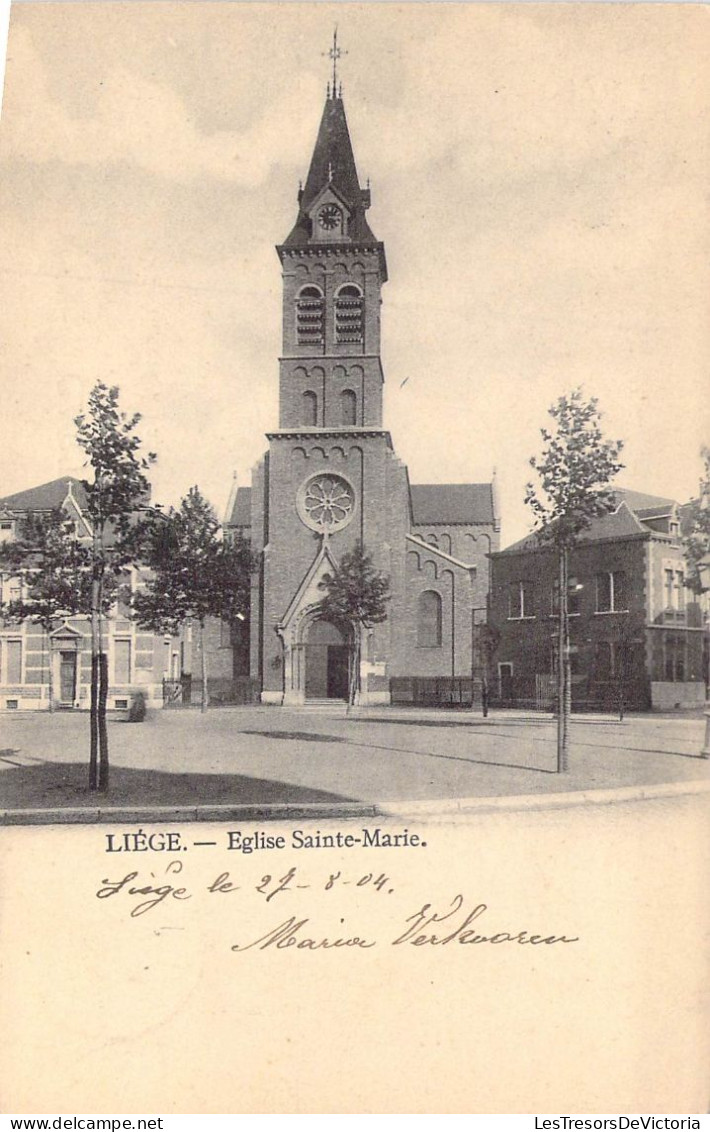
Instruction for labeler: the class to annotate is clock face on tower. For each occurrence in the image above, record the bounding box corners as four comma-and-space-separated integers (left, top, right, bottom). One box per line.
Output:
317, 204, 342, 232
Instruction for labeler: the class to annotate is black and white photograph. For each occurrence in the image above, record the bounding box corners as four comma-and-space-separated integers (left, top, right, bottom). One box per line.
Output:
0, 1, 708, 1116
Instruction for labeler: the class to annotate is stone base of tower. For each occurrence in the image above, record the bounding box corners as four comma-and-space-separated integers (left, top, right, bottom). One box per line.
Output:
259, 681, 391, 708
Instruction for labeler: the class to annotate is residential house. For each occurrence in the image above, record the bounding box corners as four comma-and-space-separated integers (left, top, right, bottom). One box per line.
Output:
489, 489, 707, 712
0, 477, 179, 712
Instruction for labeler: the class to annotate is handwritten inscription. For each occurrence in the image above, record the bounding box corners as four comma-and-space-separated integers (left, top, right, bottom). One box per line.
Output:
95, 861, 579, 949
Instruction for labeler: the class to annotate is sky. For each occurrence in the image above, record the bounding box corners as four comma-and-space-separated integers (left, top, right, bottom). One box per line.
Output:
0, 1, 708, 546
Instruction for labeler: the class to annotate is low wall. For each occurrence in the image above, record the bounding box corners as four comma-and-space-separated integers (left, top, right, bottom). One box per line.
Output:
650, 681, 706, 710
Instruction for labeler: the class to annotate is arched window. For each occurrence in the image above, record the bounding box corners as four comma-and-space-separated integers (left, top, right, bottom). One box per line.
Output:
440, 533, 452, 555
418, 590, 442, 648
302, 391, 318, 426
340, 389, 357, 426
296, 285, 324, 346
335, 284, 363, 344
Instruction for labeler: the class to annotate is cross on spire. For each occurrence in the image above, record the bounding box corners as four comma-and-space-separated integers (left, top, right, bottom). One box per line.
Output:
323, 26, 347, 96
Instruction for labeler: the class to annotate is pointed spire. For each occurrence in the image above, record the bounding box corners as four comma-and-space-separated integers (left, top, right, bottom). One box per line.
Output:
277, 56, 387, 279
299, 96, 363, 217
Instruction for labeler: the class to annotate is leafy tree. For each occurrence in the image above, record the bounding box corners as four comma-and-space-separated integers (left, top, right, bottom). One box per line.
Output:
75, 382, 156, 791
0, 509, 92, 710
684, 446, 710, 595
314, 541, 391, 707
133, 486, 256, 712
525, 388, 624, 770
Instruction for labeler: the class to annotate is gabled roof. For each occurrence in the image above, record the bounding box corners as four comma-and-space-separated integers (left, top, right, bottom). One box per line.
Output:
0, 476, 89, 513
226, 487, 252, 528
410, 483, 495, 526
280, 95, 382, 257
612, 487, 676, 515
497, 500, 647, 556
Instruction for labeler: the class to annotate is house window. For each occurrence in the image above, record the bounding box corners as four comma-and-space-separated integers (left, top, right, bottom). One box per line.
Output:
664, 635, 686, 682
116, 571, 133, 618
509, 581, 534, 620
114, 639, 131, 684
675, 571, 685, 611
302, 391, 318, 427
334, 284, 363, 344
551, 580, 581, 616
596, 571, 627, 613
664, 568, 674, 608
296, 286, 324, 345
595, 641, 613, 682
340, 389, 357, 426
6, 639, 22, 684
418, 590, 442, 647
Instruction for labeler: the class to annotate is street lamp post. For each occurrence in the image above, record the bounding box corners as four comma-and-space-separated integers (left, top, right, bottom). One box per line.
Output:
697, 555, 710, 758
471, 606, 488, 717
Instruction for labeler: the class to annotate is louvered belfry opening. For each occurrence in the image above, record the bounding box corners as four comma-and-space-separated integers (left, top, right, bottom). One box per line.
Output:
334, 284, 363, 344
296, 285, 324, 345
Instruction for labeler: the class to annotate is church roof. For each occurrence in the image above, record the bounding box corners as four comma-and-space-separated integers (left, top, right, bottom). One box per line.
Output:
0, 476, 89, 513
280, 94, 381, 253
410, 483, 495, 526
226, 486, 252, 527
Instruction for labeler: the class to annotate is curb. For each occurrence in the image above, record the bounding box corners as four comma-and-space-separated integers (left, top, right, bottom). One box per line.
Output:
1, 778, 708, 826
378, 777, 710, 818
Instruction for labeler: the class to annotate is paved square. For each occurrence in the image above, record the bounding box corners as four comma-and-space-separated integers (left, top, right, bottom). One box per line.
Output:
1, 706, 708, 816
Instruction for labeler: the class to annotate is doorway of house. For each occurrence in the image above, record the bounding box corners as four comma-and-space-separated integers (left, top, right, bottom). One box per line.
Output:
59, 651, 77, 706
499, 662, 514, 702
305, 620, 349, 700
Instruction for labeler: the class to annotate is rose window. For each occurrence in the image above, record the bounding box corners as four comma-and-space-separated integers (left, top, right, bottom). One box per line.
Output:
297, 473, 356, 533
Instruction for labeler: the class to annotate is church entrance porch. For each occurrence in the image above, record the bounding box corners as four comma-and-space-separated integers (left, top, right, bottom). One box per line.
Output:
304, 620, 348, 701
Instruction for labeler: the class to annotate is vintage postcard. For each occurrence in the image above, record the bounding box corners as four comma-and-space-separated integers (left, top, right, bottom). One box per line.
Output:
0, 2, 709, 1116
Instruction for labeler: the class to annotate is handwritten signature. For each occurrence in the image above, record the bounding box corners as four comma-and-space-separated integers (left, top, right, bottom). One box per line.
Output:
231, 895, 579, 951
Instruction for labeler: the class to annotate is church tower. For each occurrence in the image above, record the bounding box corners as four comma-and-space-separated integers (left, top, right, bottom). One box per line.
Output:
276, 89, 387, 431
228, 57, 499, 707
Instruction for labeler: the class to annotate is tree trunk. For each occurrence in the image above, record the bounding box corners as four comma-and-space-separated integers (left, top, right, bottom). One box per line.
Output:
97, 552, 109, 791
347, 627, 360, 713
89, 549, 100, 790
46, 627, 54, 714
200, 620, 209, 713
98, 652, 109, 790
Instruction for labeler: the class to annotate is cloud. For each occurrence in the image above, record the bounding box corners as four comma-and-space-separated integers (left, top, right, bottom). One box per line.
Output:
1, 23, 321, 186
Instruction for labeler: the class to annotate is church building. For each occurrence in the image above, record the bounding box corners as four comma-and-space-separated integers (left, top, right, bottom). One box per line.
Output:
225, 83, 499, 705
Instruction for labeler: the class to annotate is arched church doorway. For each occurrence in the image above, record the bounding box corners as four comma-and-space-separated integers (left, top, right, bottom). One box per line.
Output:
305, 620, 349, 701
